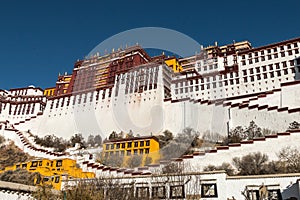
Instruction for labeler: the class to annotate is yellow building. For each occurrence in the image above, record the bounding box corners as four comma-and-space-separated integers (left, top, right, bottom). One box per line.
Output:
102, 136, 160, 167
164, 57, 183, 73
0, 158, 95, 190
44, 87, 55, 97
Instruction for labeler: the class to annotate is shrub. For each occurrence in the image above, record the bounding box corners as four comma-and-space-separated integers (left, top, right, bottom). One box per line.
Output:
288, 121, 300, 130
0, 169, 41, 185
278, 146, 300, 173
203, 162, 235, 175
162, 162, 183, 174
34, 134, 70, 152
127, 155, 143, 168
0, 141, 32, 169
233, 152, 269, 175
0, 135, 5, 145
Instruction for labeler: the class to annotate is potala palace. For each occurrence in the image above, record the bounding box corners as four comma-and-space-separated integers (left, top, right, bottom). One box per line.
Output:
1, 36, 300, 199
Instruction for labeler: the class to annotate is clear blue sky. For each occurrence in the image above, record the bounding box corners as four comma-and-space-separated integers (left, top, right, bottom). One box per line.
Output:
0, 0, 299, 90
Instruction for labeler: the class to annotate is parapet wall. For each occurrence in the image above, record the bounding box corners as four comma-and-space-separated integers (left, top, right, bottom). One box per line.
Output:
1, 79, 300, 140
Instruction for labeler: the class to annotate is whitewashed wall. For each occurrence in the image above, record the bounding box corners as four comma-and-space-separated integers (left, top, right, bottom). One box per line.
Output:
184, 131, 300, 172
0, 191, 31, 200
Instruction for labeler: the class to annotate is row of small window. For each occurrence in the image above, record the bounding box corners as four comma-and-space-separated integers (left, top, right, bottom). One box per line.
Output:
223, 56, 238, 67
197, 58, 218, 66
76, 65, 97, 73
168, 64, 181, 71
243, 69, 294, 82
198, 64, 218, 71
16, 160, 63, 169
174, 68, 294, 93
242, 50, 299, 65
111, 56, 135, 65
125, 83, 158, 94
73, 82, 94, 90
45, 90, 55, 96
104, 148, 150, 156
10, 97, 42, 101
75, 72, 97, 79
241, 43, 299, 59
105, 140, 150, 150
49, 90, 113, 109
10, 104, 37, 115
247, 189, 282, 199
35, 176, 60, 185
124, 183, 218, 199
175, 73, 239, 88
110, 61, 135, 72
174, 80, 240, 93
242, 61, 294, 75
11, 89, 30, 96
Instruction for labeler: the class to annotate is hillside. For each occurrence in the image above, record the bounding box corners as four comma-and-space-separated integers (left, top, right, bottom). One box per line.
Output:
0, 136, 33, 170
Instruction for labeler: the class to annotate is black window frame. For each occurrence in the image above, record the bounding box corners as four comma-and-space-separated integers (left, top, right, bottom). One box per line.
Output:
201, 183, 218, 198
140, 141, 144, 147
134, 141, 139, 147
152, 186, 166, 199
145, 140, 150, 146
136, 187, 149, 198
54, 176, 60, 183
145, 148, 150, 154
170, 185, 185, 199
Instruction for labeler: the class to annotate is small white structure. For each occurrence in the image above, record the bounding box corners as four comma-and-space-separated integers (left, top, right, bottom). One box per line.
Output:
62, 171, 300, 199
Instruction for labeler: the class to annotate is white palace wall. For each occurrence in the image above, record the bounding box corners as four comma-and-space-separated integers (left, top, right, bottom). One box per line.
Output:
7, 81, 300, 139
0, 63, 300, 140
14, 65, 167, 139
282, 82, 300, 109
183, 131, 300, 172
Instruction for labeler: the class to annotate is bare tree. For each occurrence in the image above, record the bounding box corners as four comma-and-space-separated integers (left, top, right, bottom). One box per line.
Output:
87, 134, 95, 147
160, 140, 190, 160
94, 134, 102, 146
203, 162, 235, 175
0, 141, 32, 169
127, 130, 134, 138
160, 128, 199, 160
232, 152, 269, 175
261, 128, 276, 136
243, 120, 262, 139
108, 131, 118, 140
33, 134, 70, 152
127, 155, 143, 168
225, 126, 244, 144
278, 146, 300, 173
157, 130, 173, 148
33, 165, 202, 200
70, 133, 86, 148
224, 121, 270, 145
202, 131, 223, 143
100, 154, 125, 168
162, 162, 184, 174
36, 177, 136, 200
0, 169, 41, 185
0, 135, 5, 145
31, 185, 61, 200
152, 162, 201, 199
144, 156, 152, 166
263, 160, 286, 174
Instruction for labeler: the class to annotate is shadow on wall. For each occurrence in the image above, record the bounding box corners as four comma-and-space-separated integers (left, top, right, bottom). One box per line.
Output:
295, 56, 300, 80
282, 181, 300, 200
